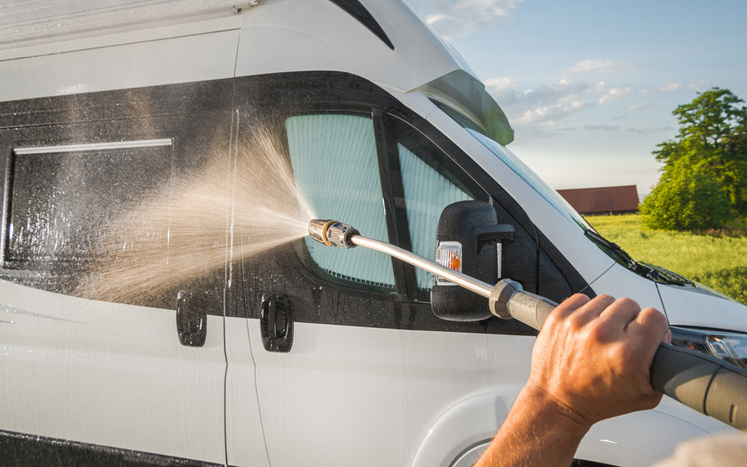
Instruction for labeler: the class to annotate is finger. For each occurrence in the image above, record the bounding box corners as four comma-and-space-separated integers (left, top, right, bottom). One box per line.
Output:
599, 297, 642, 329
571, 294, 616, 326
626, 307, 669, 362
549, 293, 591, 321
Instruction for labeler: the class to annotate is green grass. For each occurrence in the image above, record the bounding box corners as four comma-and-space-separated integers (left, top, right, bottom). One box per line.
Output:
585, 214, 747, 305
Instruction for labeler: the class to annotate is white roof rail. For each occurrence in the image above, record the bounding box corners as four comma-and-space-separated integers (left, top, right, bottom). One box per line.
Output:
0, 0, 258, 50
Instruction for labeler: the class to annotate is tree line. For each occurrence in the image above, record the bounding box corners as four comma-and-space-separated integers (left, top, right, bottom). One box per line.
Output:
640, 87, 747, 232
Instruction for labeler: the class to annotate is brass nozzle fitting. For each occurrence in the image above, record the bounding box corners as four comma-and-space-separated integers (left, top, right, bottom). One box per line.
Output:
308, 219, 359, 249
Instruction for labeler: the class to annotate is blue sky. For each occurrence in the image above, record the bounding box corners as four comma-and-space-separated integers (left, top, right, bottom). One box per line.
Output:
405, 0, 747, 195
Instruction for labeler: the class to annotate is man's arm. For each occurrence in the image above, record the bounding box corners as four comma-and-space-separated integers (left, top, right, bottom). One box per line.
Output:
475, 294, 670, 467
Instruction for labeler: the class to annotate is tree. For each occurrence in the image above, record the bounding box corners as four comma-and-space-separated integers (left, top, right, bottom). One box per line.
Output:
640, 161, 733, 231
642, 88, 747, 230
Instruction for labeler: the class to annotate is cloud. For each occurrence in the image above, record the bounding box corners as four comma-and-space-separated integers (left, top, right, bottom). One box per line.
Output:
569, 59, 616, 73
688, 80, 710, 91
406, 0, 523, 39
579, 124, 620, 132
566, 59, 638, 76
623, 104, 648, 111
485, 76, 520, 105
485, 76, 518, 92
660, 83, 682, 92
599, 86, 632, 104
485, 76, 638, 129
502, 79, 597, 126
516, 100, 593, 127
625, 126, 676, 134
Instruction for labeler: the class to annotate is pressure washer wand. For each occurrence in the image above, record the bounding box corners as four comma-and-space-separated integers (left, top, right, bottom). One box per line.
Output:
308, 219, 494, 297
308, 219, 747, 430
308, 219, 557, 329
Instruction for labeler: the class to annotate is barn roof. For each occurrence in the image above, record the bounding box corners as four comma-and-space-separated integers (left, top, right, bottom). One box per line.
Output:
557, 185, 639, 215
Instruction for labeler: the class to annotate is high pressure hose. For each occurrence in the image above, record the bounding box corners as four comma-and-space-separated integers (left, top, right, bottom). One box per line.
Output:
307, 218, 747, 430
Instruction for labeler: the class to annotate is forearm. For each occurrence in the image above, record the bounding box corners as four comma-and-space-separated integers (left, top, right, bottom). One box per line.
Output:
474, 384, 591, 467
475, 295, 668, 467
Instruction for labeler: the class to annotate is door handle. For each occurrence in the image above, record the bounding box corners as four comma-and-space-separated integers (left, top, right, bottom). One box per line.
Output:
176, 290, 207, 347
260, 294, 293, 353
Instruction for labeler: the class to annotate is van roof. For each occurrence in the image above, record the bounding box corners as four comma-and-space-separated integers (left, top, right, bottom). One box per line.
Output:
0, 0, 513, 144
0, 1, 257, 50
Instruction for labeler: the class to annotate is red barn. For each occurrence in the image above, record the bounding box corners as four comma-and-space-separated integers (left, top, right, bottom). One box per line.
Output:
557, 185, 639, 215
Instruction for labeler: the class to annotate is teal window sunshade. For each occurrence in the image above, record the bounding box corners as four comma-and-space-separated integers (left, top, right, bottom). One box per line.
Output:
286, 114, 394, 289
398, 143, 473, 290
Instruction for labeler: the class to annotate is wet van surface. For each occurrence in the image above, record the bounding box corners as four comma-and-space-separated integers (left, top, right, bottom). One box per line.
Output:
0, 1, 745, 466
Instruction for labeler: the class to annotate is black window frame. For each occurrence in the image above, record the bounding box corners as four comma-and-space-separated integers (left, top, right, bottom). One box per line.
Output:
246, 71, 541, 306
234, 71, 590, 331
270, 105, 491, 303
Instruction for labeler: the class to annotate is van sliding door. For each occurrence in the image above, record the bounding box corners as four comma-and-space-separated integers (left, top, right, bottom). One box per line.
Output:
0, 81, 267, 465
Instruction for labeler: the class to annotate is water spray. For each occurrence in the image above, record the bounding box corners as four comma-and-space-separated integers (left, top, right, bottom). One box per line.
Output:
307, 218, 747, 430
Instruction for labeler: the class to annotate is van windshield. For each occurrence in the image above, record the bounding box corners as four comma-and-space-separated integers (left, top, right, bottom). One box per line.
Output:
465, 128, 590, 232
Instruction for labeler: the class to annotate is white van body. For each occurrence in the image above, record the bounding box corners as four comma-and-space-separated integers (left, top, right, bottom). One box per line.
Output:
0, 1, 744, 466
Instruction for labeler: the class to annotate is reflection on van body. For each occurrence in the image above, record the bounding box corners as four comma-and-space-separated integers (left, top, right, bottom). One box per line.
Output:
0, 1, 744, 466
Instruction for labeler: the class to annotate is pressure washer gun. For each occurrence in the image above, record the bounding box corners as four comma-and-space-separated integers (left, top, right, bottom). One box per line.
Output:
308, 216, 747, 431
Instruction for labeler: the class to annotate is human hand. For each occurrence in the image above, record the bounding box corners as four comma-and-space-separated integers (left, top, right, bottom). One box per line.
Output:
526, 294, 670, 428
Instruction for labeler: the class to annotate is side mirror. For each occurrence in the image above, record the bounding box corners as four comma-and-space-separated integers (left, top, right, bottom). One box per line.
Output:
431, 200, 514, 321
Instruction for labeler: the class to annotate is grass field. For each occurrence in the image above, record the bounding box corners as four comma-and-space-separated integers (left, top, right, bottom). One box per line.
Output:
585, 214, 747, 305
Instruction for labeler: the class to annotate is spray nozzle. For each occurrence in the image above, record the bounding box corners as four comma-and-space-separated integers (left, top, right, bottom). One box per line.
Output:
308, 219, 360, 249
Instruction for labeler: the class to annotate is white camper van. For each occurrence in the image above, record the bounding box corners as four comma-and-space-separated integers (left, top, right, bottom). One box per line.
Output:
1, 1, 745, 466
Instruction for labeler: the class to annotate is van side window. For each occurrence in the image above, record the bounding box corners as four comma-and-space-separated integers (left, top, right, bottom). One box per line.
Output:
286, 113, 395, 290
393, 120, 479, 291
0, 82, 234, 314
4, 140, 174, 268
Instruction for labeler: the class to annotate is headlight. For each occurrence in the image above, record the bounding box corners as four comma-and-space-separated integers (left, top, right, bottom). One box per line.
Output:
670, 327, 747, 369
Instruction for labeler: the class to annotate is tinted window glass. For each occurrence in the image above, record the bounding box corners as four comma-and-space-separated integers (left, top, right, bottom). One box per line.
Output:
5, 140, 173, 267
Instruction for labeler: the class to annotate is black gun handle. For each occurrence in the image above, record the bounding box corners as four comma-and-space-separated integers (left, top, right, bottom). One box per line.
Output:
651, 342, 747, 430
491, 281, 747, 429
492, 281, 747, 429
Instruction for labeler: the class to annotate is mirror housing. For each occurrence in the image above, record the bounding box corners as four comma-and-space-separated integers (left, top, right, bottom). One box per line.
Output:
431, 200, 514, 321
